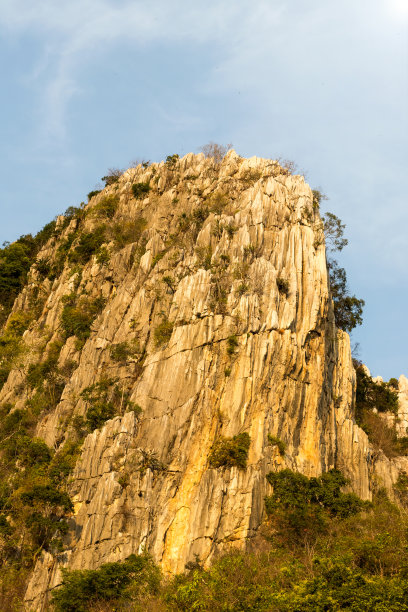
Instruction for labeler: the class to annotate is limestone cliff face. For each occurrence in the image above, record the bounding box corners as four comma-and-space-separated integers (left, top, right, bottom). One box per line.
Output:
0, 152, 404, 609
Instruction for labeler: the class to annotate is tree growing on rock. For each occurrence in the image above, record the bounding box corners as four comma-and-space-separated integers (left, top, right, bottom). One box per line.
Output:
321, 209, 364, 332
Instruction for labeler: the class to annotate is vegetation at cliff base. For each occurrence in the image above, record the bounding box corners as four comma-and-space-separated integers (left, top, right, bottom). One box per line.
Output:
52, 554, 160, 612
265, 469, 370, 543
48, 470, 408, 612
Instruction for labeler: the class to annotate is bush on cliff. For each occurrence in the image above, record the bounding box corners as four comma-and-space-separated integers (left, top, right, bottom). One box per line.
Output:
209, 432, 250, 469
154, 318, 174, 347
132, 181, 151, 199
61, 294, 106, 345
68, 227, 106, 265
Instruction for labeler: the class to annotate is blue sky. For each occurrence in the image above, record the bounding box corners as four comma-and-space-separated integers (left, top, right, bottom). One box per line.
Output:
0, 0, 407, 379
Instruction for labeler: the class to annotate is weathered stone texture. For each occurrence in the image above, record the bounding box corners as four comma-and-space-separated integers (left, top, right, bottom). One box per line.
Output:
0, 152, 404, 609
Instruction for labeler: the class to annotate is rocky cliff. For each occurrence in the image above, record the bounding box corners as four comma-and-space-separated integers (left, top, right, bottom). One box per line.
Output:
0, 151, 406, 610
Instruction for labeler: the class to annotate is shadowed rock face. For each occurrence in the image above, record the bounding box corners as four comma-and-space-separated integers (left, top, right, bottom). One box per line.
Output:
0, 152, 402, 609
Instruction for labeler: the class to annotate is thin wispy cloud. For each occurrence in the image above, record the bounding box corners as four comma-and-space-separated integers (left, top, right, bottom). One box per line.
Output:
0, 0, 290, 145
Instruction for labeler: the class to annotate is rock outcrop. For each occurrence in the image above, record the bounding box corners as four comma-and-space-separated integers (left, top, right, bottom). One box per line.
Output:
0, 152, 405, 609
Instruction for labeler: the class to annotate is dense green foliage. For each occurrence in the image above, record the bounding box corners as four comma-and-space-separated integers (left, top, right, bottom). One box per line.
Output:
52, 554, 161, 612
154, 318, 174, 347
355, 363, 399, 416
0, 403, 76, 607
68, 227, 106, 265
43, 473, 408, 612
91, 194, 119, 219
0, 223, 56, 322
268, 434, 286, 456
209, 433, 250, 469
87, 190, 102, 201
265, 469, 370, 542
354, 362, 406, 458
327, 259, 365, 333
110, 340, 139, 363
61, 293, 106, 344
79, 377, 138, 432
0, 311, 31, 389
165, 154, 179, 167
132, 182, 151, 199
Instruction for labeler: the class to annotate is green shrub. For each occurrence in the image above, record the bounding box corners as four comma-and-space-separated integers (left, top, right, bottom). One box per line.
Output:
111, 217, 147, 249
101, 168, 122, 186
118, 472, 130, 488
236, 283, 249, 297
132, 182, 151, 199
19, 483, 73, 550
388, 377, 399, 389
0, 311, 31, 390
276, 277, 289, 296
268, 434, 286, 456
110, 340, 139, 363
68, 227, 106, 265
355, 363, 399, 416
151, 249, 167, 267
61, 294, 106, 343
86, 401, 116, 431
92, 194, 119, 219
80, 377, 134, 431
87, 190, 101, 201
328, 259, 365, 332
96, 246, 110, 265
61, 206, 82, 229
127, 403, 143, 416
20, 484, 72, 512
0, 241, 34, 315
0, 221, 58, 321
265, 469, 370, 542
166, 154, 179, 168
162, 275, 176, 292
48, 441, 81, 483
138, 449, 166, 475
20, 437, 53, 467
195, 246, 212, 270
209, 432, 250, 469
34, 258, 51, 278
226, 335, 238, 356
52, 554, 160, 612
154, 318, 173, 347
